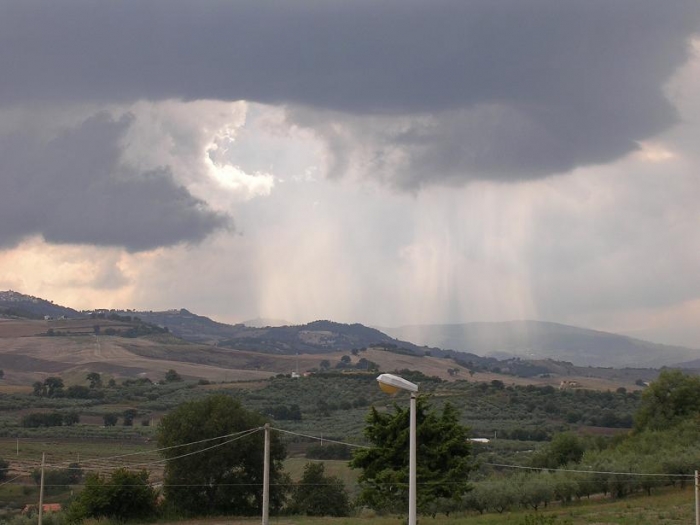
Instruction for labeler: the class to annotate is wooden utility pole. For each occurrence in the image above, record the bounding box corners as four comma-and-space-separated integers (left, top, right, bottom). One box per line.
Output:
262, 424, 270, 525
38, 452, 45, 525
695, 470, 699, 525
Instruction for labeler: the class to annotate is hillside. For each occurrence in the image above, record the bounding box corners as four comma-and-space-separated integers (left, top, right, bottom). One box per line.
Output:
1, 290, 694, 373
0, 290, 79, 319
0, 317, 654, 392
119, 312, 468, 359
0, 317, 294, 385
118, 308, 245, 344
383, 321, 700, 368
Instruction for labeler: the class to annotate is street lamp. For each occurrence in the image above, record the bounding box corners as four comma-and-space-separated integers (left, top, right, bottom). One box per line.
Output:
376, 373, 418, 525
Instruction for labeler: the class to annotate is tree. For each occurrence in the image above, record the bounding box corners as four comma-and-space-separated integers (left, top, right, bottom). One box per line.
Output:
530, 433, 584, 469
157, 394, 288, 516
351, 398, 473, 515
288, 462, 350, 516
103, 413, 118, 427
635, 370, 700, 431
32, 465, 83, 496
66, 468, 157, 522
164, 368, 183, 382
63, 411, 80, 426
123, 408, 138, 426
44, 376, 64, 397
87, 372, 102, 388
66, 385, 91, 399
319, 360, 331, 371
0, 457, 8, 482
32, 381, 45, 396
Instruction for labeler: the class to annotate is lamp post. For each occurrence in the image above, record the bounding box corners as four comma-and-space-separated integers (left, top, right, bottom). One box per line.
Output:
377, 373, 418, 525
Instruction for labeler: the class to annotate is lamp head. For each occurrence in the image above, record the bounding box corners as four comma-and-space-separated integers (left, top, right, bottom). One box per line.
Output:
377, 373, 418, 394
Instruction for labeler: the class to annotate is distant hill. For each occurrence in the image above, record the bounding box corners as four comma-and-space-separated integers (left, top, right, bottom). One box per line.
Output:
114, 311, 428, 355
0, 290, 79, 319
215, 319, 434, 355
382, 321, 700, 368
242, 317, 291, 328
117, 309, 245, 344
3, 290, 695, 370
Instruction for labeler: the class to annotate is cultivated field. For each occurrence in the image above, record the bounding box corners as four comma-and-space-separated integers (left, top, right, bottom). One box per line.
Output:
0, 318, 643, 392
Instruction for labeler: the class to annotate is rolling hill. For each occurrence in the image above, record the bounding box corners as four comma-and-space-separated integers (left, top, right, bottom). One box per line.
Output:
1, 290, 697, 374
382, 321, 700, 368
0, 290, 79, 319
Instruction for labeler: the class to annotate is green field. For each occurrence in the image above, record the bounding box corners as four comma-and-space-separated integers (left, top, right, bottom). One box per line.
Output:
93, 488, 692, 524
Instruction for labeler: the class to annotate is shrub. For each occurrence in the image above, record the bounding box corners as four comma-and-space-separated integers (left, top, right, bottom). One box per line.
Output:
288, 462, 350, 516
65, 468, 157, 523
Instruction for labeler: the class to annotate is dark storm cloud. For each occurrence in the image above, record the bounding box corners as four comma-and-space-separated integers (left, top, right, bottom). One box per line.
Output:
0, 113, 231, 251
1, 0, 699, 185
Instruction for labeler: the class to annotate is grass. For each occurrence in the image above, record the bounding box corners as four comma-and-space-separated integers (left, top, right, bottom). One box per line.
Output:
142, 488, 696, 525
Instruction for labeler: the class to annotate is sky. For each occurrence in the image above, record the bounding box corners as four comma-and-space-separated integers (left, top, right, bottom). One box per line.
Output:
0, 1, 699, 347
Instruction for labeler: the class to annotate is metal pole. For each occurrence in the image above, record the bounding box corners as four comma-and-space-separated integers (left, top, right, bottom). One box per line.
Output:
695, 470, 699, 525
38, 452, 45, 525
409, 393, 417, 525
262, 424, 270, 525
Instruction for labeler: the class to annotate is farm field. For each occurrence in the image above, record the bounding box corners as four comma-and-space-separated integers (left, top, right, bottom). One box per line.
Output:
0, 318, 652, 392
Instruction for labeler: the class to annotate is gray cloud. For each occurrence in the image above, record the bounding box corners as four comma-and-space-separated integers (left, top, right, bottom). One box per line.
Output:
1, 1, 698, 186
0, 112, 230, 251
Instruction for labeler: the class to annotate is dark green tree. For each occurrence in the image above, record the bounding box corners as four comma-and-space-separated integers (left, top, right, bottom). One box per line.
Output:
86, 372, 102, 389
164, 369, 183, 382
157, 394, 288, 516
635, 369, 700, 430
288, 462, 350, 516
530, 433, 584, 469
44, 377, 64, 397
351, 398, 473, 515
122, 409, 138, 427
103, 413, 118, 427
66, 469, 157, 522
32, 381, 45, 396
66, 385, 91, 399
63, 411, 80, 426
32, 465, 83, 496
0, 457, 8, 482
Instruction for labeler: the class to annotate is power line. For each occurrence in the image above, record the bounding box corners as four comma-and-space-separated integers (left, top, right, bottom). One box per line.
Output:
482, 461, 694, 478
47, 427, 264, 468
273, 427, 369, 449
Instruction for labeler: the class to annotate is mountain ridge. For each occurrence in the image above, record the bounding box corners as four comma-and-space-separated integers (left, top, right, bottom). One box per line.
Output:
382, 320, 700, 368
2, 290, 698, 369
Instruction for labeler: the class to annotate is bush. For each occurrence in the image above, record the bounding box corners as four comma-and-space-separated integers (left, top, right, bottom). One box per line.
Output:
65, 468, 157, 523
288, 462, 350, 516
22, 412, 64, 428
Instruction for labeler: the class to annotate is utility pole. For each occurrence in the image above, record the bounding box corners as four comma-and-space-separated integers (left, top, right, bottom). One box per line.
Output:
262, 424, 270, 525
38, 453, 45, 525
409, 392, 417, 525
695, 470, 699, 525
